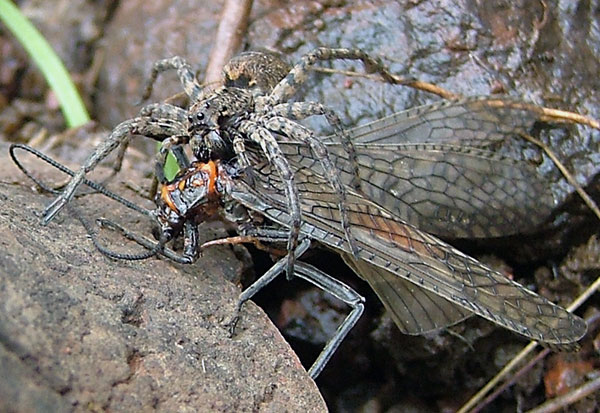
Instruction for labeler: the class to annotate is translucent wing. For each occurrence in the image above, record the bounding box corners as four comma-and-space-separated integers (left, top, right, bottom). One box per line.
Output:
279, 97, 557, 238
342, 252, 472, 334
230, 161, 586, 348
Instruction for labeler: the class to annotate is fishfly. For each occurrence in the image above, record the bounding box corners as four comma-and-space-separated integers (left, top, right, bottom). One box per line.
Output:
10, 93, 588, 378
145, 143, 586, 378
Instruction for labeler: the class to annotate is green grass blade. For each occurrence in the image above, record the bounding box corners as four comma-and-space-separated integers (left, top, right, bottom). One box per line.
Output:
0, 0, 90, 127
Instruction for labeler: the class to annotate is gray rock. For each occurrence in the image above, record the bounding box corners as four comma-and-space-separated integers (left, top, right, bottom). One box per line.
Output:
0, 142, 326, 412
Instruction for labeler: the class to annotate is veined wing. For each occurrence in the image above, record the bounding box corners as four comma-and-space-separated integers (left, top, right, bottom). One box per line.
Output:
323, 96, 548, 147
278, 97, 557, 238
230, 161, 586, 347
342, 252, 472, 334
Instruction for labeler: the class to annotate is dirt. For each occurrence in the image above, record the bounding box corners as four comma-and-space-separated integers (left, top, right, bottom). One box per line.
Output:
0, 0, 599, 412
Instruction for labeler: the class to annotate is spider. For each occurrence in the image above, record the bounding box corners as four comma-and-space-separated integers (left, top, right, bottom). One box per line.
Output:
40, 47, 403, 276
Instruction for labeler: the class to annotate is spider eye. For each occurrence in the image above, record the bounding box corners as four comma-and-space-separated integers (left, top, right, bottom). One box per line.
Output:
188, 112, 205, 125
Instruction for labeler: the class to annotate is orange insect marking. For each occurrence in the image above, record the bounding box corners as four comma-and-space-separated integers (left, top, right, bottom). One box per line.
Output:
178, 177, 187, 191
203, 160, 218, 196
160, 183, 179, 213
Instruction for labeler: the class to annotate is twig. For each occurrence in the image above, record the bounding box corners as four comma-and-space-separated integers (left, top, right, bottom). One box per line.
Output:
520, 133, 600, 221
469, 348, 551, 413
204, 0, 253, 88
457, 275, 600, 413
312, 67, 459, 100
313, 67, 600, 132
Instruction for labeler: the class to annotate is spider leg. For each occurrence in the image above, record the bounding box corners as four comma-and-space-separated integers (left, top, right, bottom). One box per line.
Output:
42, 116, 187, 224
137, 103, 191, 174
139, 56, 203, 103
264, 47, 399, 107
268, 101, 361, 190
231, 130, 250, 168
264, 115, 359, 256
110, 103, 191, 178
238, 120, 302, 279
138, 102, 189, 123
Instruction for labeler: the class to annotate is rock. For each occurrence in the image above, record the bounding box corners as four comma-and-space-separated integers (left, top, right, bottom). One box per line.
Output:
0, 141, 326, 412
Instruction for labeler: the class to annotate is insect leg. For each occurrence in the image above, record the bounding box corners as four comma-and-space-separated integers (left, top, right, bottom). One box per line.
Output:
155, 135, 191, 183
293, 262, 365, 378
227, 238, 311, 333
139, 56, 203, 103
182, 220, 199, 262
228, 236, 364, 379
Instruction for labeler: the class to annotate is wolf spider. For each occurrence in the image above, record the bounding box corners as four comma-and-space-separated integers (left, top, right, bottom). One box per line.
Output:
41, 47, 402, 274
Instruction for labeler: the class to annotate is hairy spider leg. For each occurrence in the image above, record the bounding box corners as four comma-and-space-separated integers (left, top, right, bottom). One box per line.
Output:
114, 103, 191, 180
262, 47, 407, 192
231, 129, 251, 168
263, 114, 359, 256
237, 120, 302, 279
227, 237, 365, 379
269, 100, 362, 190
138, 102, 190, 124
42, 116, 186, 224
267, 48, 399, 106
139, 56, 204, 103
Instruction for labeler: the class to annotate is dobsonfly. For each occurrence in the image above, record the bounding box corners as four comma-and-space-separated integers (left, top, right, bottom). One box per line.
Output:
138, 152, 587, 378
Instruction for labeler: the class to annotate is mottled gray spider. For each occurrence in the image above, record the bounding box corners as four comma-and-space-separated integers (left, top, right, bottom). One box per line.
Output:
41, 48, 401, 274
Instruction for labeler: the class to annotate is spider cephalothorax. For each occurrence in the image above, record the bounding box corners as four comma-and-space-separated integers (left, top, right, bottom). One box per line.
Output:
187, 86, 255, 162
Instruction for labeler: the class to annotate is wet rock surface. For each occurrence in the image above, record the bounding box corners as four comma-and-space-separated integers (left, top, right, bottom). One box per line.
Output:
0, 141, 326, 412
1, 0, 599, 411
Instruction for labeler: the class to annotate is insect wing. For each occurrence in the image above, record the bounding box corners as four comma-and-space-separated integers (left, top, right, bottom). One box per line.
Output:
279, 97, 557, 238
325, 96, 545, 147
230, 162, 586, 347
342, 252, 472, 334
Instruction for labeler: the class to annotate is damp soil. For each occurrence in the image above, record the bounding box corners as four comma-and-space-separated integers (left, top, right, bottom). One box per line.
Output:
1, 1, 599, 412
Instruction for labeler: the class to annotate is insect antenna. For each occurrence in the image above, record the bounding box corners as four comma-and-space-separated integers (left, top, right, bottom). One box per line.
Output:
10, 143, 165, 260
